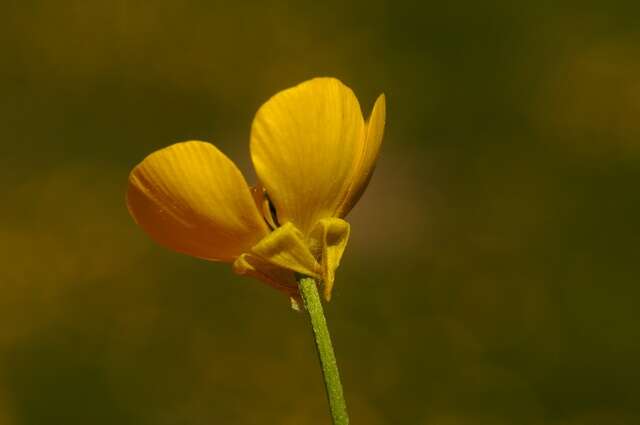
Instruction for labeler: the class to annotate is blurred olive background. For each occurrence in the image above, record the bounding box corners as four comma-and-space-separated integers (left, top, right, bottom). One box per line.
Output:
2, 1, 640, 424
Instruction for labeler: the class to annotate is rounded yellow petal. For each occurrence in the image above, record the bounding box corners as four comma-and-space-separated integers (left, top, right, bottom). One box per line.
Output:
127, 141, 269, 262
250, 77, 366, 234
337, 93, 386, 217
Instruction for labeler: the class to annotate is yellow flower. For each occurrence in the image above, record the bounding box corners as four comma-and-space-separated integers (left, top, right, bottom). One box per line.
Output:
127, 78, 385, 302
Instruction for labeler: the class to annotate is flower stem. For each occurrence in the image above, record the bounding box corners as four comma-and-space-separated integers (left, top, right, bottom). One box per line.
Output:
298, 276, 349, 425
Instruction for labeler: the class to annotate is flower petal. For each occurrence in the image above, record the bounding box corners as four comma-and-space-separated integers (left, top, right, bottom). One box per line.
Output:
337, 93, 386, 217
250, 77, 366, 234
308, 218, 350, 301
127, 141, 269, 262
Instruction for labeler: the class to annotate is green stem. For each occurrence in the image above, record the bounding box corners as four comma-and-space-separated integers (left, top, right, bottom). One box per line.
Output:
298, 276, 349, 425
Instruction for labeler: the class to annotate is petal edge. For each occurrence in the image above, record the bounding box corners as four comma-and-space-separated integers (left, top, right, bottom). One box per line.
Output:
337, 93, 386, 217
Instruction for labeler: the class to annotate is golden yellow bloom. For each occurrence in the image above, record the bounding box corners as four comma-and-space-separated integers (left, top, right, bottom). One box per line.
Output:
127, 78, 385, 302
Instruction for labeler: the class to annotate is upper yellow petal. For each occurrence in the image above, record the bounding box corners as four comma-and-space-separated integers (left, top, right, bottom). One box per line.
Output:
250, 77, 366, 235
127, 141, 269, 262
336, 93, 386, 217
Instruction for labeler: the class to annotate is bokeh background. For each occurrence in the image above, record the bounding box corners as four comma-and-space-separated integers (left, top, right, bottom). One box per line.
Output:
2, 1, 640, 424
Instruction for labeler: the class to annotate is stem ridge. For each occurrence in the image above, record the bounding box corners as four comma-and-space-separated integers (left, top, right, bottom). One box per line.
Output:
298, 276, 349, 425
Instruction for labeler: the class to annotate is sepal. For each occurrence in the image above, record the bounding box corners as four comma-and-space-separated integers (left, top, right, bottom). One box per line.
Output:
309, 218, 350, 300
232, 219, 350, 302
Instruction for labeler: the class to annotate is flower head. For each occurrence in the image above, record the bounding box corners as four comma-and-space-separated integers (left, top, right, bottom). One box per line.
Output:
127, 78, 385, 302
